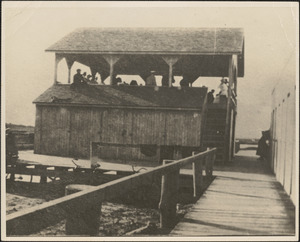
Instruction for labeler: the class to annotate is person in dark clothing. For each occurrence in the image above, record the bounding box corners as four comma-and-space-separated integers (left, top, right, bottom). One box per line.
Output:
130, 80, 138, 86
256, 130, 270, 161
207, 89, 215, 104
112, 77, 122, 85
112, 75, 122, 85
73, 69, 83, 84
162, 75, 175, 87
180, 75, 190, 87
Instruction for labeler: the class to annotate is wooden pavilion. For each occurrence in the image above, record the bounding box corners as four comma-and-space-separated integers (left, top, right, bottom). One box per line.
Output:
34, 28, 244, 164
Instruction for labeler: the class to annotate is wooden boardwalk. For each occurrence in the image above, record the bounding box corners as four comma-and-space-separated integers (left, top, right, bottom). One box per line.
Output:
171, 149, 295, 236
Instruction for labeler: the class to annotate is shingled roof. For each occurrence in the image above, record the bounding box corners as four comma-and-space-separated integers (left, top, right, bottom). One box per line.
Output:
33, 84, 207, 110
46, 28, 244, 55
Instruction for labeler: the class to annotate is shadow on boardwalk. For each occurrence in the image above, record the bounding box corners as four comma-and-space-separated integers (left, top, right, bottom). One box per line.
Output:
171, 149, 295, 237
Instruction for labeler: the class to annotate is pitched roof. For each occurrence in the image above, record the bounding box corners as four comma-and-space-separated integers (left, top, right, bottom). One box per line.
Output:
33, 84, 207, 110
46, 28, 244, 55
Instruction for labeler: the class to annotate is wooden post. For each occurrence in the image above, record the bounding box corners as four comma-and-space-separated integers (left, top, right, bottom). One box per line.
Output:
54, 54, 64, 84
65, 184, 101, 236
204, 148, 211, 177
65, 57, 74, 84
90, 142, 99, 168
211, 150, 216, 176
102, 55, 120, 85
231, 111, 237, 158
234, 61, 238, 96
35, 165, 47, 184
162, 56, 179, 87
224, 55, 236, 163
192, 151, 203, 198
159, 160, 179, 229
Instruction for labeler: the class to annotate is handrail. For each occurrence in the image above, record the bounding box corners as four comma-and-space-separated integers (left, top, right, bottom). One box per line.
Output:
230, 88, 237, 107
7, 148, 216, 236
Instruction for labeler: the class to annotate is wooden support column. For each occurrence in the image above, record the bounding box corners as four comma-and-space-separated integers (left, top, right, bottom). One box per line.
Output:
162, 56, 179, 87
65, 184, 101, 236
102, 55, 120, 85
231, 111, 237, 157
192, 152, 203, 198
54, 53, 64, 84
234, 67, 238, 96
159, 160, 179, 229
224, 55, 235, 163
65, 57, 74, 84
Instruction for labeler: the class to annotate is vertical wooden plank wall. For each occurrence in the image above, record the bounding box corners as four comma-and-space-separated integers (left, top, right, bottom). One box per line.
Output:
39, 106, 70, 156
34, 106, 203, 159
34, 106, 42, 153
270, 85, 296, 205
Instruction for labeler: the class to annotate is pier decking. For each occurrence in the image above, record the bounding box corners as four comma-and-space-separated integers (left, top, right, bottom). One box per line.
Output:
171, 148, 295, 236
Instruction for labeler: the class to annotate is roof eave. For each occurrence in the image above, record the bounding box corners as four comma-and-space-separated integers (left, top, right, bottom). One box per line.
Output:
33, 102, 203, 111
45, 50, 243, 55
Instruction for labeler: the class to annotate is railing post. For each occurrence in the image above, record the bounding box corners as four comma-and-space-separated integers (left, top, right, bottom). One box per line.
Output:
65, 184, 101, 236
159, 160, 179, 229
36, 165, 47, 184
192, 152, 203, 198
205, 149, 216, 177
211, 150, 216, 176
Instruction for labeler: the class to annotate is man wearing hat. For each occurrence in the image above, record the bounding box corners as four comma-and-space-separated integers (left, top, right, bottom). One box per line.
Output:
73, 69, 83, 84
145, 71, 157, 86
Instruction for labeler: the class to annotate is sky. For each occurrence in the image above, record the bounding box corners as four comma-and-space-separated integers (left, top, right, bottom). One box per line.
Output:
2, 1, 298, 139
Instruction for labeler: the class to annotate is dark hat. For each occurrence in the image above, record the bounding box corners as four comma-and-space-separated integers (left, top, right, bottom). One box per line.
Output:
77, 69, 81, 72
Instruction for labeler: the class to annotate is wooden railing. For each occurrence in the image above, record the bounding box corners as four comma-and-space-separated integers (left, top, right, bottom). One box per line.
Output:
230, 89, 237, 107
6, 148, 216, 236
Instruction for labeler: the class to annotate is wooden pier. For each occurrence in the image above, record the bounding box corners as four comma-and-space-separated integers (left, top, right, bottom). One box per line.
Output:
171, 149, 295, 236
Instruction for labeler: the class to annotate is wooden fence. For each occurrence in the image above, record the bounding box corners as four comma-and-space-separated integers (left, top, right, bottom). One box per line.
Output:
7, 148, 216, 236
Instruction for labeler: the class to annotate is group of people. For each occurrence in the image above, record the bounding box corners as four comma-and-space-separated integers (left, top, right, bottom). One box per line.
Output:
73, 69, 99, 85
73, 70, 230, 95
207, 77, 229, 104
112, 75, 139, 86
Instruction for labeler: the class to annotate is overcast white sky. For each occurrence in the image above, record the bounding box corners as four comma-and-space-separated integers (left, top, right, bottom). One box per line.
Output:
2, 1, 298, 138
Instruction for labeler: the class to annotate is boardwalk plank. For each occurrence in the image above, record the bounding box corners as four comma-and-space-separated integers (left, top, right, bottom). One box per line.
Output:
171, 152, 295, 236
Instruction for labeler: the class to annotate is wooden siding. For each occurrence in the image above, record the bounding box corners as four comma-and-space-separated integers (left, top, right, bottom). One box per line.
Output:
270, 84, 296, 205
34, 106, 203, 159
37, 106, 70, 156
34, 106, 42, 153
94, 144, 160, 163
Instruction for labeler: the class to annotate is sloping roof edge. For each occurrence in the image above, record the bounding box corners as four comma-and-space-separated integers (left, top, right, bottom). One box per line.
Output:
46, 27, 244, 55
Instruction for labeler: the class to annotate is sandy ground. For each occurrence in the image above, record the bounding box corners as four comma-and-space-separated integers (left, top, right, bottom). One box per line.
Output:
28, 202, 162, 236
6, 174, 207, 236
6, 148, 219, 236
